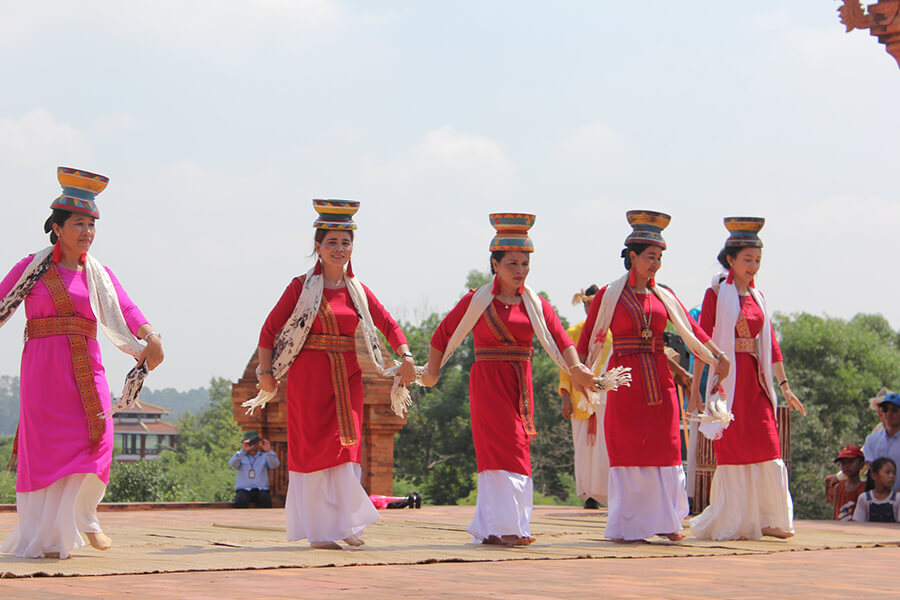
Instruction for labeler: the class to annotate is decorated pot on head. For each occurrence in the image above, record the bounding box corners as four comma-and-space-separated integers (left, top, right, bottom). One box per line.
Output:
489, 213, 536, 252
52, 166, 108, 218
313, 199, 360, 230
723, 216, 765, 248
624, 210, 670, 249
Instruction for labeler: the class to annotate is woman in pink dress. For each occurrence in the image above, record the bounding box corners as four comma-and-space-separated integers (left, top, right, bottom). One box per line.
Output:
422, 214, 599, 546
1, 167, 164, 559
254, 200, 417, 549
577, 210, 729, 542
689, 217, 804, 540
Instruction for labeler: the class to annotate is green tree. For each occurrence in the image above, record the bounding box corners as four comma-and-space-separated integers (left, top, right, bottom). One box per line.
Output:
158, 377, 242, 501
394, 313, 477, 504
0, 435, 15, 503
777, 312, 900, 519
105, 459, 183, 502
0, 376, 20, 436
104, 377, 242, 503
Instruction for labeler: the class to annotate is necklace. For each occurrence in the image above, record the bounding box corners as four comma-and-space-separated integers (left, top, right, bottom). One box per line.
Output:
633, 288, 653, 340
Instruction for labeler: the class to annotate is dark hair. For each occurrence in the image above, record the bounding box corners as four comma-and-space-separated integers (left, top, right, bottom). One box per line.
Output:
865, 456, 897, 491
716, 246, 739, 270
717, 245, 763, 271
311, 228, 354, 256
489, 251, 506, 275
43, 209, 75, 244
585, 284, 599, 296
621, 243, 651, 270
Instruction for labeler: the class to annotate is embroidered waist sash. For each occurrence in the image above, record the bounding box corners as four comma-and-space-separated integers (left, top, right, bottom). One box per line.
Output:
474, 346, 533, 362
612, 336, 665, 355
617, 286, 666, 406
735, 337, 756, 353
304, 334, 356, 353
311, 299, 360, 447
26, 316, 97, 341
482, 303, 537, 436
41, 263, 106, 441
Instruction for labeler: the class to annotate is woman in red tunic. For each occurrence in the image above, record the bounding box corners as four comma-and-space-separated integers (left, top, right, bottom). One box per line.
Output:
422, 214, 598, 546
577, 210, 729, 542
689, 217, 805, 540
255, 201, 416, 549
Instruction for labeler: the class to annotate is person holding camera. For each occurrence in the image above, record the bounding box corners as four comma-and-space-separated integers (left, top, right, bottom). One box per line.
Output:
230, 430, 280, 508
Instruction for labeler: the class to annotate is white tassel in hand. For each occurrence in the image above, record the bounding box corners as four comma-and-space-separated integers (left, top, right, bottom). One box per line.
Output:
388, 364, 427, 417
580, 365, 633, 411
597, 365, 632, 392
241, 388, 277, 416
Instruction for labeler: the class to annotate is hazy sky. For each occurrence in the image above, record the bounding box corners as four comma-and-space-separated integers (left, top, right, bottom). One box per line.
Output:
1, 1, 898, 392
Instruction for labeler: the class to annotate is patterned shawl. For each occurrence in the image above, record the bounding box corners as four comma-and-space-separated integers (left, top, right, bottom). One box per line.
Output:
0, 246, 151, 415
241, 263, 414, 417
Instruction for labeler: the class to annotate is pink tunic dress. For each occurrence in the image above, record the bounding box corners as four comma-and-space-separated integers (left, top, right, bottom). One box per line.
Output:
430, 291, 573, 477
576, 285, 710, 467
698, 288, 783, 465
259, 279, 407, 474
0, 255, 147, 493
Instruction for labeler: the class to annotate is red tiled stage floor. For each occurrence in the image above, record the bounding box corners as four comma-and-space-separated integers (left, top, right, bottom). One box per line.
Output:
1, 505, 899, 598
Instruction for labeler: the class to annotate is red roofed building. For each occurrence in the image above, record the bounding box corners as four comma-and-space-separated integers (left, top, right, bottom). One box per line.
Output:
112, 401, 179, 462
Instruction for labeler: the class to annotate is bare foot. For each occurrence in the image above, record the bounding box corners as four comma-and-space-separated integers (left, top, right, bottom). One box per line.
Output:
343, 535, 365, 547
499, 535, 535, 546
762, 527, 794, 539
43, 551, 61, 558
482, 535, 504, 545
661, 532, 686, 542
85, 531, 112, 551
310, 541, 342, 550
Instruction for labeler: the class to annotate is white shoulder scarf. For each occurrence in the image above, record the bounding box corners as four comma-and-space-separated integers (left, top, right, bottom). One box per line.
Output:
242, 264, 413, 417
0, 247, 151, 415
428, 279, 631, 392
582, 272, 714, 409
698, 274, 775, 441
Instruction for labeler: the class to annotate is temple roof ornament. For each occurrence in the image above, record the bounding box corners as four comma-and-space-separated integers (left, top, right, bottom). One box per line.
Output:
839, 0, 900, 68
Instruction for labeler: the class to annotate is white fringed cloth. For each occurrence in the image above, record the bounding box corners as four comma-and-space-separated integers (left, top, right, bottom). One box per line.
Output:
242, 264, 415, 418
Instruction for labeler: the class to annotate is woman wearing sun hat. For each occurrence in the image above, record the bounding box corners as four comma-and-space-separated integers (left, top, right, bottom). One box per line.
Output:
688, 217, 804, 541
249, 200, 417, 550
577, 210, 729, 542
421, 214, 625, 546
0, 167, 164, 559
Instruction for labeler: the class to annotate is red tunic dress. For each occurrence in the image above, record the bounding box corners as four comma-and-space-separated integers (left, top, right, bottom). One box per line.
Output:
698, 288, 783, 465
430, 292, 573, 477
577, 285, 710, 467
259, 279, 407, 474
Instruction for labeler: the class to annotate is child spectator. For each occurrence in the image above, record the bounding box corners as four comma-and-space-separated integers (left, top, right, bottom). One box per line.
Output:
825, 446, 866, 521
852, 457, 899, 523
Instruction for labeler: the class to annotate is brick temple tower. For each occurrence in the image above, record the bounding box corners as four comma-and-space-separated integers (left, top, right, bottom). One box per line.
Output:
231, 330, 406, 506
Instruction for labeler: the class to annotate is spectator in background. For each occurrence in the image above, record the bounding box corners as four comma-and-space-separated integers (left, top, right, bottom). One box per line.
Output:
230, 430, 280, 508
863, 393, 900, 493
853, 457, 899, 523
825, 446, 866, 521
